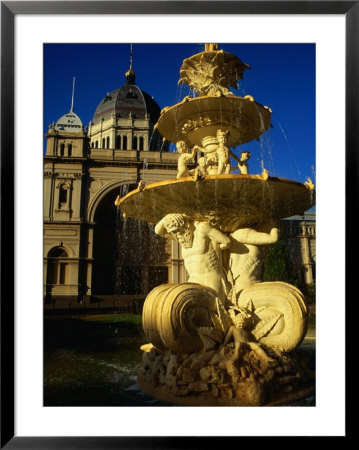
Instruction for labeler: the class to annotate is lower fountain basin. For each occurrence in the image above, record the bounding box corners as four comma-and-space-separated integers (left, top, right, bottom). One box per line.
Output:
118, 174, 315, 232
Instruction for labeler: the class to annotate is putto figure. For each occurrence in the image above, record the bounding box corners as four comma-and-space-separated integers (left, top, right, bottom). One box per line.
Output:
155, 213, 231, 301
176, 140, 197, 178
237, 151, 251, 174
193, 129, 231, 175
215, 129, 231, 174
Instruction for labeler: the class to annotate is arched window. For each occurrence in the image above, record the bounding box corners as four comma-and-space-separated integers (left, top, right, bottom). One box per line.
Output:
91, 142, 94, 148
102, 138, 105, 148
95, 141, 98, 148
60, 143, 65, 156
116, 135, 121, 149
106, 136, 110, 148
132, 136, 138, 150
139, 136, 144, 151
59, 184, 69, 209
122, 135, 127, 150
47, 247, 69, 285
67, 143, 72, 156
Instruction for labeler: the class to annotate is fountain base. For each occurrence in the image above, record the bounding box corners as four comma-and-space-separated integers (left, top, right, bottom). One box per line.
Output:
137, 343, 315, 407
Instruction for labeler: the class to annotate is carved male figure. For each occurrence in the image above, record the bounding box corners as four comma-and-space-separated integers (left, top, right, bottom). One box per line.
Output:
228, 224, 280, 299
155, 214, 231, 301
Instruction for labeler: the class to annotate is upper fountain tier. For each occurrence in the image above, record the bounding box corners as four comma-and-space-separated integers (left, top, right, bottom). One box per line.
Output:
155, 44, 272, 148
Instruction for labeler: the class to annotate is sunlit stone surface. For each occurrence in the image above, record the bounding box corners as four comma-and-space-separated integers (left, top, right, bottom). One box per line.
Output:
119, 175, 315, 232
117, 44, 315, 406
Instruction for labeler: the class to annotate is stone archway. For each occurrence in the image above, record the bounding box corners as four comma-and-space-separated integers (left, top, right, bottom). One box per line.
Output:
91, 186, 171, 301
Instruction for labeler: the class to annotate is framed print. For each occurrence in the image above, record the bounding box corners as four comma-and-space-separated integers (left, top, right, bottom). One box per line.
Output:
1, 1, 353, 447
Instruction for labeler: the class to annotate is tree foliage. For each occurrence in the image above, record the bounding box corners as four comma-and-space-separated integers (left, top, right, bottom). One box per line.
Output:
262, 240, 292, 283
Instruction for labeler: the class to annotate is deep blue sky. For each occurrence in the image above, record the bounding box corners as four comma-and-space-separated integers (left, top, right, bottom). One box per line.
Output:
44, 43, 315, 183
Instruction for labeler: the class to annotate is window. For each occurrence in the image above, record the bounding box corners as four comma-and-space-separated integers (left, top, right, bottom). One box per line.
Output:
60, 143, 65, 156
102, 138, 105, 148
95, 141, 98, 148
68, 143, 72, 156
139, 136, 144, 151
132, 136, 137, 150
116, 135, 121, 149
106, 136, 110, 148
59, 263, 67, 284
59, 184, 69, 208
122, 135, 127, 150
91, 142, 94, 148
46, 247, 69, 285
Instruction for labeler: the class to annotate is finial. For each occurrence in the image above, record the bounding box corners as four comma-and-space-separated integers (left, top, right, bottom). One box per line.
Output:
126, 43, 136, 84
70, 76, 75, 112
130, 43, 133, 70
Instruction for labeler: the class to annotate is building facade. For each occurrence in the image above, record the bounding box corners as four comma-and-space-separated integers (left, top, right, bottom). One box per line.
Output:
44, 68, 315, 311
282, 212, 316, 286
44, 68, 189, 310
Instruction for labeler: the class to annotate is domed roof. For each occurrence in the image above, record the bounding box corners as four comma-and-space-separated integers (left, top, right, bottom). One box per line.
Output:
55, 110, 83, 132
92, 73, 161, 124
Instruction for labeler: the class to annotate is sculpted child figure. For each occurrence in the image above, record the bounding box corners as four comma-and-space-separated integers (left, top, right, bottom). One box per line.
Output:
193, 129, 231, 175
237, 151, 251, 174
176, 140, 197, 178
215, 129, 231, 175
155, 213, 231, 302
224, 307, 275, 366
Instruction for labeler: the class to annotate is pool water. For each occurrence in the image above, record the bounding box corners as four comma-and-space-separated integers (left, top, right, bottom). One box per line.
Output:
43, 315, 176, 406
44, 314, 315, 407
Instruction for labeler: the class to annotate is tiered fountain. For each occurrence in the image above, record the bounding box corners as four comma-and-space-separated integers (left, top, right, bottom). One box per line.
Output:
118, 44, 315, 406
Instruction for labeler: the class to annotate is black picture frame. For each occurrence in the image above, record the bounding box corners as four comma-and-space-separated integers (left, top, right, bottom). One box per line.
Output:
1, 1, 353, 447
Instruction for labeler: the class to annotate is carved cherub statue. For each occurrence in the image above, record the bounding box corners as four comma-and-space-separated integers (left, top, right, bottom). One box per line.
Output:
237, 151, 251, 174
194, 129, 231, 175
224, 305, 276, 366
195, 153, 218, 178
176, 140, 197, 178
215, 129, 231, 174
229, 150, 251, 174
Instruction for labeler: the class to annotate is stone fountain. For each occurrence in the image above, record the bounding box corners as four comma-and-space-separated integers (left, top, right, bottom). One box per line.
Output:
118, 44, 315, 406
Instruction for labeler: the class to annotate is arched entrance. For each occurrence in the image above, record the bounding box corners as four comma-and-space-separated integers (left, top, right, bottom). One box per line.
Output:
91, 186, 170, 303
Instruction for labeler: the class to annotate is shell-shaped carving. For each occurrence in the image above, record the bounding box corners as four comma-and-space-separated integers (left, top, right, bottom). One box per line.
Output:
142, 283, 218, 354
237, 281, 308, 352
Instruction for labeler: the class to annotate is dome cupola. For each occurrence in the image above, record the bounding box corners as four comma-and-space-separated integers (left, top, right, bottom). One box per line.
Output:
92, 70, 161, 125
55, 110, 83, 132
89, 51, 166, 152
54, 77, 83, 132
